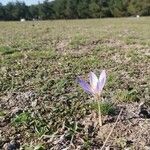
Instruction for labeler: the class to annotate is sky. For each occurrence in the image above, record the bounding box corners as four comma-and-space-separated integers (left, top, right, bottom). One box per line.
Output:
0, 0, 49, 5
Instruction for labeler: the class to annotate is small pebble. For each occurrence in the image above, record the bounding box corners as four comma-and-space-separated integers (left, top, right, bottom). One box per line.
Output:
3, 140, 20, 150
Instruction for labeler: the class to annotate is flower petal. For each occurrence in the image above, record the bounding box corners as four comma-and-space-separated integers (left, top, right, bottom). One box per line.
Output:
97, 70, 106, 93
89, 72, 98, 90
77, 77, 93, 94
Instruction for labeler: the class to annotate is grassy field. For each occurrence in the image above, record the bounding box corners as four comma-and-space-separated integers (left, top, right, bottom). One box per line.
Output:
0, 17, 150, 149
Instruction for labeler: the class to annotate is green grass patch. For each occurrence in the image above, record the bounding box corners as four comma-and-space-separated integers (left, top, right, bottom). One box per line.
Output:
114, 89, 139, 102
91, 102, 116, 116
12, 112, 31, 126
0, 46, 17, 55
69, 34, 87, 49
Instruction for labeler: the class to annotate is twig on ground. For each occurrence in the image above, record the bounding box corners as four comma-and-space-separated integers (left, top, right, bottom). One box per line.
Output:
100, 108, 123, 150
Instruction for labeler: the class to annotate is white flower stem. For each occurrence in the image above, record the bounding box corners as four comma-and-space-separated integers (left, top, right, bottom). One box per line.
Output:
97, 97, 102, 127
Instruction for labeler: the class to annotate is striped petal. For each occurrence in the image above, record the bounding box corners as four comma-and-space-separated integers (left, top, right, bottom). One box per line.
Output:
89, 72, 98, 91
77, 77, 93, 94
97, 70, 106, 94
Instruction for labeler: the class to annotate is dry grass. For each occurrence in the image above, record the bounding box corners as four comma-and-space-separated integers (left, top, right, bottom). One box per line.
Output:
0, 17, 150, 149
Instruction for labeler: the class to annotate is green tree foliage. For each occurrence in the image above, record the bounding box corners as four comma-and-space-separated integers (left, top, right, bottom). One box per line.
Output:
65, 0, 79, 19
100, 0, 112, 18
0, 0, 149, 20
2, 1, 29, 20
54, 0, 68, 19
109, 0, 130, 17
0, 3, 5, 20
12, 1, 29, 20
77, 0, 90, 18
29, 5, 40, 19
128, 0, 150, 16
39, 0, 55, 19
89, 0, 100, 18
4, 2, 15, 20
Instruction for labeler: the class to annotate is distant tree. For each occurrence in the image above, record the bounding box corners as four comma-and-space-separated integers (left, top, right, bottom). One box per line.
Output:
4, 1, 29, 20
141, 0, 150, 16
39, 0, 55, 19
13, 1, 28, 19
77, 0, 90, 18
4, 2, 14, 20
100, 7, 112, 18
0, 0, 149, 20
89, 0, 100, 18
109, 0, 130, 17
53, 0, 68, 19
0, 3, 5, 20
99, 0, 112, 17
29, 5, 40, 19
128, 0, 150, 16
65, 0, 79, 19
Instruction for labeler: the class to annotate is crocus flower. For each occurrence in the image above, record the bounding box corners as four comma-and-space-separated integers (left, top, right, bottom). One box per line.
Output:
77, 70, 106, 127
77, 70, 106, 97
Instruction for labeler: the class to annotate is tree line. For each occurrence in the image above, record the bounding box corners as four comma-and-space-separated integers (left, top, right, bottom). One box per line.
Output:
0, 0, 150, 20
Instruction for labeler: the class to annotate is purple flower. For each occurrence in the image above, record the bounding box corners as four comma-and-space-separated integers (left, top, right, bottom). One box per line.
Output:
77, 70, 106, 97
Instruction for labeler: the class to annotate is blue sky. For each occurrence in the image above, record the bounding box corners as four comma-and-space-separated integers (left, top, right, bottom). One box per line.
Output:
0, 0, 48, 5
